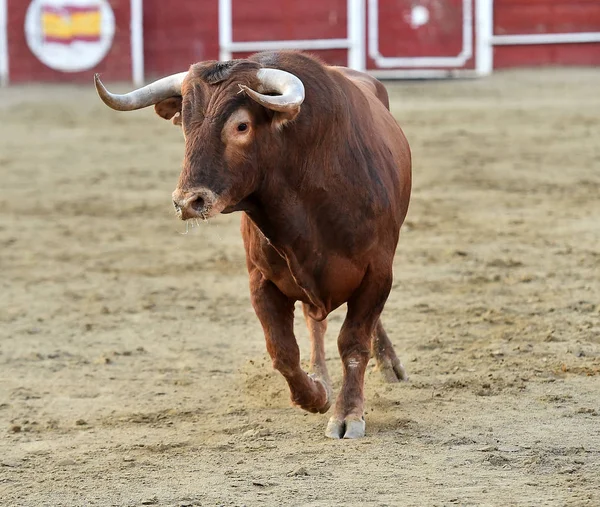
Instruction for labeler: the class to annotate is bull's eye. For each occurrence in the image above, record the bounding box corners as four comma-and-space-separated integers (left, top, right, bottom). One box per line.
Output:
237, 123, 248, 132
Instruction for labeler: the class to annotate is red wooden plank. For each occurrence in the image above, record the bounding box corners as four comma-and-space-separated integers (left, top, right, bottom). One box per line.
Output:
232, 0, 347, 42
496, 0, 598, 5
494, 44, 600, 68
143, 0, 219, 79
554, 3, 600, 33
494, 0, 600, 35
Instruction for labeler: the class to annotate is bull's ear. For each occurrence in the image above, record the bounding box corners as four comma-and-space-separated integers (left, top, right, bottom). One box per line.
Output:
154, 96, 183, 126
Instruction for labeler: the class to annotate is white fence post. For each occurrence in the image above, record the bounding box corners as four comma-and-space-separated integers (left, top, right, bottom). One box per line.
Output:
0, 0, 8, 86
130, 0, 144, 85
219, 0, 232, 61
348, 0, 365, 70
476, 0, 493, 75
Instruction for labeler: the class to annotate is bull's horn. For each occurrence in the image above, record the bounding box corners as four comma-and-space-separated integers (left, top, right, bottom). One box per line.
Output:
239, 68, 305, 113
94, 72, 188, 111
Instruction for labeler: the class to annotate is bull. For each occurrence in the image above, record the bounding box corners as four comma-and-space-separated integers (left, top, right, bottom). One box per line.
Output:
94, 51, 411, 439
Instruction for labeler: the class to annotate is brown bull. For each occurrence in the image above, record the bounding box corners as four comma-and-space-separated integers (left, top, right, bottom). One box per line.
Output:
95, 51, 411, 439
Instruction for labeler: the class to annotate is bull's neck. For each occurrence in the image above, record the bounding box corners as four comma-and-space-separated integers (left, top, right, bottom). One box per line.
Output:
242, 186, 310, 250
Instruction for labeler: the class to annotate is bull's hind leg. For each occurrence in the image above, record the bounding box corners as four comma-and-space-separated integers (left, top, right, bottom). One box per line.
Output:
371, 319, 408, 382
326, 269, 392, 439
302, 303, 333, 403
249, 269, 330, 414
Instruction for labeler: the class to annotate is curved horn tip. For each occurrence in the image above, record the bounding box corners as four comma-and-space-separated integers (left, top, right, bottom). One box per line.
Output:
93, 74, 105, 92
94, 75, 108, 98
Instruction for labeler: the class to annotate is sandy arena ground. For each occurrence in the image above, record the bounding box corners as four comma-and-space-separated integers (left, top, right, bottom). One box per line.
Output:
1, 68, 599, 506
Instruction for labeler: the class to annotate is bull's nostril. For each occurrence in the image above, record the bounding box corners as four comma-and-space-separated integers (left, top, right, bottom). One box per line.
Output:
190, 196, 205, 212
173, 200, 182, 214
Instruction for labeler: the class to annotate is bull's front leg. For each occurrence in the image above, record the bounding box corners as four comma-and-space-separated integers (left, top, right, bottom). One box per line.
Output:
326, 269, 393, 439
249, 268, 331, 414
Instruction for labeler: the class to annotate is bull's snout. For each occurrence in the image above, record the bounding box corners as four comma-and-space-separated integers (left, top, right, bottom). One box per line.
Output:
172, 188, 218, 220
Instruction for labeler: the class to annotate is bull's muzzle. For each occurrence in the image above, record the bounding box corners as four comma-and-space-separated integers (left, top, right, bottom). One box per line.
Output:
172, 188, 220, 221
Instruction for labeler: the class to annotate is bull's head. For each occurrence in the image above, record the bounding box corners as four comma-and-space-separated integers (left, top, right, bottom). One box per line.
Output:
94, 60, 305, 220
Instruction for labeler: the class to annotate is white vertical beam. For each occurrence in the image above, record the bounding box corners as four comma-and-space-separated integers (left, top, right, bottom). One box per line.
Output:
219, 0, 232, 61
0, 0, 8, 86
347, 0, 365, 70
476, 0, 493, 75
130, 0, 144, 86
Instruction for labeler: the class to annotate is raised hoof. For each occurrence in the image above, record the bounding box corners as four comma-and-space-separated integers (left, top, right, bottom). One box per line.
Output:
309, 374, 332, 414
325, 416, 366, 439
379, 359, 409, 383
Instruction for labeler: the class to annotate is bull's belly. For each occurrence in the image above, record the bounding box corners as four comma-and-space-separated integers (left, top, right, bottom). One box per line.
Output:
242, 214, 370, 316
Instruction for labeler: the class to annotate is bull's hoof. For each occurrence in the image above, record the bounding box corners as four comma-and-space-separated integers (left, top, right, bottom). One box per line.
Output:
293, 374, 331, 414
325, 416, 366, 439
309, 374, 332, 414
378, 358, 409, 383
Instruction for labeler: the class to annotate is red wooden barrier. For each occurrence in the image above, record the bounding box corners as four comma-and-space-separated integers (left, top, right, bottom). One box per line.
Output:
3, 0, 599, 83
493, 0, 600, 67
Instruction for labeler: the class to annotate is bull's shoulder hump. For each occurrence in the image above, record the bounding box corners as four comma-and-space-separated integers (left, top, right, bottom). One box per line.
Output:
328, 66, 390, 111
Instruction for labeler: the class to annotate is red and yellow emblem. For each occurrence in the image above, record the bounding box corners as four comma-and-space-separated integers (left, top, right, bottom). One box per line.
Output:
41, 4, 102, 44
25, 0, 115, 71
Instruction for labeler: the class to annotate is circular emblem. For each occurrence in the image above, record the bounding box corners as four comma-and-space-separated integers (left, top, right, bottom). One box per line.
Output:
25, 0, 115, 72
